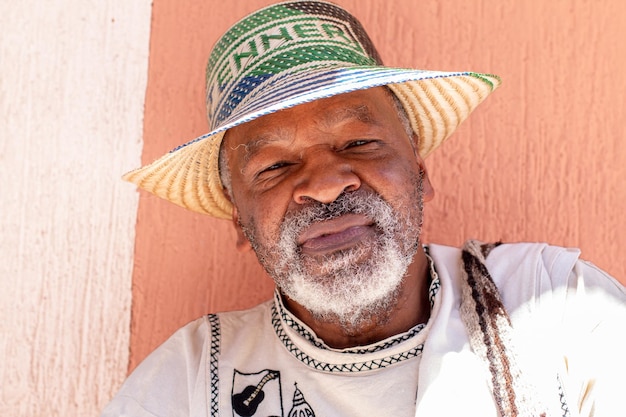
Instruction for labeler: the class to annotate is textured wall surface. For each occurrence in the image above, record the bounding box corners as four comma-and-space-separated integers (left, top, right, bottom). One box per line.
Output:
130, 0, 626, 372
0, 1, 151, 415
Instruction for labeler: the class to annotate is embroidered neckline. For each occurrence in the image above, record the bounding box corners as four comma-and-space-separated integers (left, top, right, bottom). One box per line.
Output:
271, 248, 441, 371
272, 304, 426, 372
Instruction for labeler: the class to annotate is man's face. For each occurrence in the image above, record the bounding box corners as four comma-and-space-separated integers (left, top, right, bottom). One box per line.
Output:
223, 87, 433, 328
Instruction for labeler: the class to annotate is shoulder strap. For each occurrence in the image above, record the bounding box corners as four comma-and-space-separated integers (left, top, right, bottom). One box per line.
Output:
459, 240, 548, 417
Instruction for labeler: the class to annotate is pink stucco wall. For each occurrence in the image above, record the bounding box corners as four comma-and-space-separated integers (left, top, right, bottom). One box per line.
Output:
130, 0, 626, 370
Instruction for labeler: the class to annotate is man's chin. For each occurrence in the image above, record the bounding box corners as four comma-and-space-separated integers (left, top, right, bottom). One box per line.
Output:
279, 265, 404, 325
293, 286, 400, 333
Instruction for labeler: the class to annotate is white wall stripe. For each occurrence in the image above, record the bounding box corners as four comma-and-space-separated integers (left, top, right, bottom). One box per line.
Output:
0, 1, 151, 415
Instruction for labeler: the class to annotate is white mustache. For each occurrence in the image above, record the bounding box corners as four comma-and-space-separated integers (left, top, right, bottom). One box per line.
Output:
280, 189, 395, 241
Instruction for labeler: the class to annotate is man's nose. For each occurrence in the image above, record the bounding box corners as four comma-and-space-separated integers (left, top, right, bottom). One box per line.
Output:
292, 149, 361, 205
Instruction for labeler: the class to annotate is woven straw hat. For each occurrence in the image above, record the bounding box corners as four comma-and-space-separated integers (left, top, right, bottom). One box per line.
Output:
124, 0, 501, 219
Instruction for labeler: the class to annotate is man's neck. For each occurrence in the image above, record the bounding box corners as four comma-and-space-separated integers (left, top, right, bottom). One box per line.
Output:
280, 246, 432, 349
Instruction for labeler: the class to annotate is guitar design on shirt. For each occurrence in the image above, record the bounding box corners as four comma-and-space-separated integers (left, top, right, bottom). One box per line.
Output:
232, 370, 280, 416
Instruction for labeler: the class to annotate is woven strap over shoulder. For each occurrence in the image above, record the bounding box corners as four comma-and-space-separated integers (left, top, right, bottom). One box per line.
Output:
459, 240, 550, 417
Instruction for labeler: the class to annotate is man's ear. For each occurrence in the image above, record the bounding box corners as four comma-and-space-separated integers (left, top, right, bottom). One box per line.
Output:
420, 164, 435, 202
231, 206, 253, 252
413, 138, 435, 202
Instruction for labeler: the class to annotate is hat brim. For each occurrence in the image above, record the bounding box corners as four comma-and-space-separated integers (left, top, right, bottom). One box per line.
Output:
124, 66, 500, 219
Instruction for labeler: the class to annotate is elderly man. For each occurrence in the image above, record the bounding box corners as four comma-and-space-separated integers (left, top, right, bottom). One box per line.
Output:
103, 1, 626, 416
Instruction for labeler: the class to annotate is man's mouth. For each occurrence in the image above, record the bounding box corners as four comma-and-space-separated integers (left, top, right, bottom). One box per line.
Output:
297, 214, 375, 256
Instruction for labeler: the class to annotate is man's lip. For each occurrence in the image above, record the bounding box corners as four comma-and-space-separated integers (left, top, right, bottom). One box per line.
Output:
297, 214, 374, 253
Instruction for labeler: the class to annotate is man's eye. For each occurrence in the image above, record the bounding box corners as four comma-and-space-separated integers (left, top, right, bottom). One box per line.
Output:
259, 162, 288, 175
345, 139, 376, 149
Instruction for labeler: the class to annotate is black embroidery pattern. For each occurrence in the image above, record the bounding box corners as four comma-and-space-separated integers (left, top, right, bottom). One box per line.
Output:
424, 250, 441, 310
231, 369, 282, 417
287, 383, 316, 417
557, 374, 571, 417
209, 314, 221, 416
271, 300, 428, 372
273, 319, 425, 373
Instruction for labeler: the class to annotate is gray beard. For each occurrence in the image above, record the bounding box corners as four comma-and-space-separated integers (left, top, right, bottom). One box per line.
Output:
242, 175, 425, 331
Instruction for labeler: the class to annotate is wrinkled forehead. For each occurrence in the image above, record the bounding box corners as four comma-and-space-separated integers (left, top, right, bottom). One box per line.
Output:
221, 86, 397, 150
